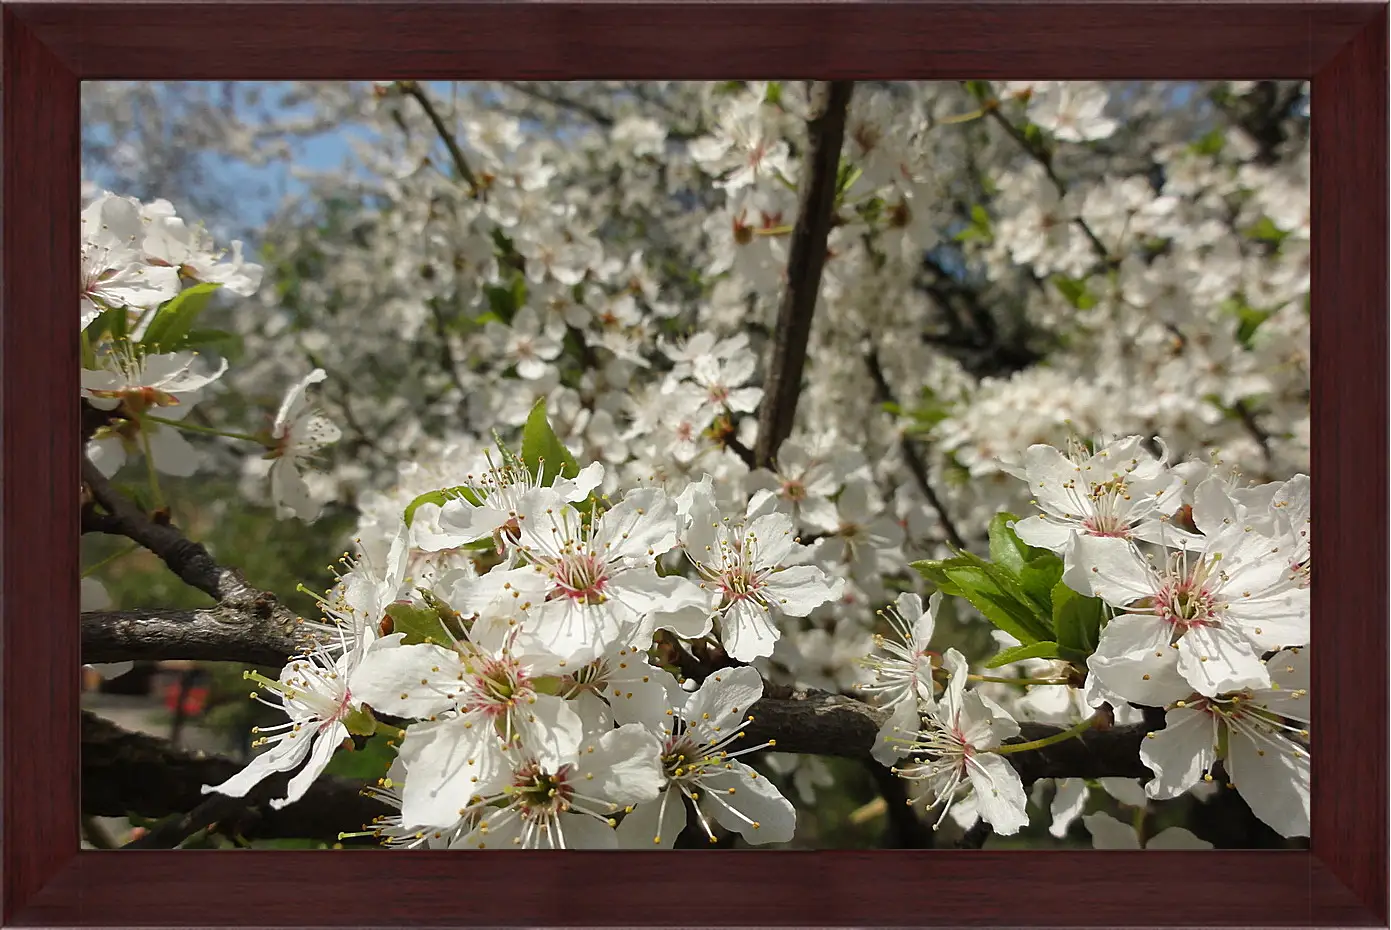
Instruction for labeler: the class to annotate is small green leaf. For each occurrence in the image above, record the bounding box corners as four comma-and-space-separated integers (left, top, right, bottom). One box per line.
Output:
938, 561, 1054, 645
1244, 215, 1289, 245
1190, 127, 1225, 157
985, 641, 1062, 669
521, 398, 579, 486
140, 283, 222, 352
402, 486, 484, 528
85, 303, 129, 344
183, 328, 244, 361
910, 559, 965, 597
1052, 581, 1106, 657
341, 704, 377, 738
385, 602, 452, 646
1052, 275, 1097, 310
988, 512, 1030, 576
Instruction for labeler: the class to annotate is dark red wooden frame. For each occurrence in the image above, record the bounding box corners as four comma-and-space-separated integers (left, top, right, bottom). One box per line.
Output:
2, 2, 1386, 927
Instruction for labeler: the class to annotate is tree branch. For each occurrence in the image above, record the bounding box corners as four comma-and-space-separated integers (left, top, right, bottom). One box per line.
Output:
753, 80, 855, 468
82, 606, 306, 667
398, 80, 480, 196
973, 84, 1114, 268
80, 458, 306, 640
863, 345, 968, 549
81, 711, 390, 845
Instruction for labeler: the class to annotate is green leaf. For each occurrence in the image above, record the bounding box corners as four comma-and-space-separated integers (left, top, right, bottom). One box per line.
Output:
483, 280, 522, 324
183, 328, 244, 361
988, 512, 1030, 576
341, 704, 377, 738
521, 398, 579, 486
985, 513, 1061, 612
84, 303, 129, 344
1052, 275, 1097, 310
910, 559, 966, 597
1244, 215, 1289, 245
402, 485, 484, 528
1019, 551, 1065, 613
1052, 581, 1106, 657
763, 81, 783, 106
384, 601, 452, 646
1190, 127, 1225, 157
937, 560, 1054, 645
140, 283, 222, 352
985, 641, 1062, 668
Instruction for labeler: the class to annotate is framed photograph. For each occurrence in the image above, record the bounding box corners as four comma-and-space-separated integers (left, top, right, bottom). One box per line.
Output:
3, 2, 1385, 927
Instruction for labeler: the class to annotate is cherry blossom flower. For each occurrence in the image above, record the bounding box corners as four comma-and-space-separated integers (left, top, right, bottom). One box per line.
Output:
679, 479, 842, 662
1140, 648, 1309, 837
616, 666, 795, 847
268, 369, 341, 521
857, 591, 942, 765
80, 192, 180, 327
452, 724, 665, 849
893, 649, 1029, 835
1076, 481, 1309, 701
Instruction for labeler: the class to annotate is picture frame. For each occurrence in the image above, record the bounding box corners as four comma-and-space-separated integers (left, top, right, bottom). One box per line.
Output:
3, 2, 1385, 926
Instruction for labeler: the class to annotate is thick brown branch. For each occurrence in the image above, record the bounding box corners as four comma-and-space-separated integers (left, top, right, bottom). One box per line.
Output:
753, 80, 855, 468
82, 607, 304, 667
742, 684, 1157, 783
80, 605, 1159, 784
81, 711, 390, 845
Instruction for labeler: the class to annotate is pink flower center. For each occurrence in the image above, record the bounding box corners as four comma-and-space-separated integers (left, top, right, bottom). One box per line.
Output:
551, 552, 610, 605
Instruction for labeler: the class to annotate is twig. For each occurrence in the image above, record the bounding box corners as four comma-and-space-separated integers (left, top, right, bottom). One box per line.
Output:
973, 84, 1113, 267
79, 607, 1160, 778
753, 80, 855, 468
398, 80, 480, 197
1232, 398, 1274, 465
863, 345, 968, 549
724, 432, 756, 469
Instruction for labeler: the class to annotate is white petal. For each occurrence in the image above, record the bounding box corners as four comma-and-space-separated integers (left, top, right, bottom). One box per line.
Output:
871, 700, 920, 766
1140, 707, 1218, 800
349, 639, 459, 718
615, 791, 684, 849
718, 597, 780, 662
698, 761, 797, 844
685, 665, 764, 734
1049, 778, 1089, 838
271, 722, 347, 809
1082, 811, 1142, 849
517, 694, 584, 770
399, 719, 507, 828
761, 564, 841, 617
1070, 536, 1157, 607
965, 752, 1030, 835
1226, 724, 1310, 837
201, 729, 315, 799
1145, 826, 1214, 849
576, 724, 665, 806
1176, 625, 1270, 696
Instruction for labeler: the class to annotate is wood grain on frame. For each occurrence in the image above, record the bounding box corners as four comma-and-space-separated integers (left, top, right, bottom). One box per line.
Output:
2, 2, 1385, 927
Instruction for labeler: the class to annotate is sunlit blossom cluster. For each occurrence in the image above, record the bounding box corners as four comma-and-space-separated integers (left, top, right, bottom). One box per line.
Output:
79, 77, 1311, 848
